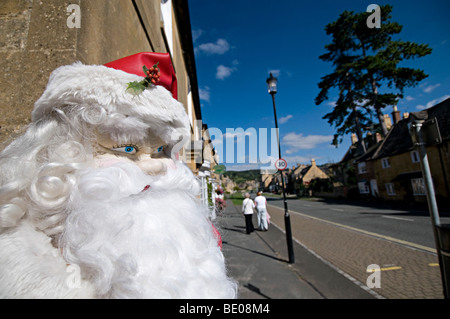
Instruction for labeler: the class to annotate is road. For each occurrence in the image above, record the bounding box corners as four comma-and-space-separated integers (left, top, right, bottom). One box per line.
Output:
263, 196, 449, 298
267, 196, 450, 253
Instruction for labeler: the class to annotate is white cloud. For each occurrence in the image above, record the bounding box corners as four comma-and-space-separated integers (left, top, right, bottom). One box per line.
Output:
268, 69, 281, 77
423, 83, 441, 93
279, 115, 293, 124
223, 132, 236, 139
405, 96, 415, 101
223, 130, 253, 139
416, 95, 450, 110
199, 86, 211, 103
191, 29, 203, 43
197, 38, 230, 55
284, 155, 313, 166
282, 132, 333, 153
216, 64, 236, 80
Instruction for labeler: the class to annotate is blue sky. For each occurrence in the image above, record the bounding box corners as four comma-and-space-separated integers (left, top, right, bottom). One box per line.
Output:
188, 0, 450, 171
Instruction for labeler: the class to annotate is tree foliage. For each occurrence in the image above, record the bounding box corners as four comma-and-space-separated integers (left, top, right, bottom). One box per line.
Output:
316, 5, 432, 147
224, 170, 260, 184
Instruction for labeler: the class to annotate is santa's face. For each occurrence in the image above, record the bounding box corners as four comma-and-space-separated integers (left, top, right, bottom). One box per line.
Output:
53, 123, 237, 298
59, 134, 235, 298
93, 129, 176, 176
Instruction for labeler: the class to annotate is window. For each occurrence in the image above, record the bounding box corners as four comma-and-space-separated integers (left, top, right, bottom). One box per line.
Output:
358, 182, 370, 194
385, 183, 396, 196
381, 157, 390, 168
411, 151, 420, 163
411, 178, 426, 196
161, 0, 173, 54
370, 179, 379, 197
358, 162, 367, 174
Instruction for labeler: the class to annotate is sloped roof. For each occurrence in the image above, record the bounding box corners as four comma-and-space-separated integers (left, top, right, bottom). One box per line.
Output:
419, 97, 450, 140
292, 164, 307, 175
373, 97, 450, 160
372, 119, 414, 159
339, 97, 450, 164
355, 140, 383, 162
298, 162, 329, 181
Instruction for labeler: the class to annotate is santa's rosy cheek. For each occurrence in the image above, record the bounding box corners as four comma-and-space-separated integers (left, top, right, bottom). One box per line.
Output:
94, 154, 133, 168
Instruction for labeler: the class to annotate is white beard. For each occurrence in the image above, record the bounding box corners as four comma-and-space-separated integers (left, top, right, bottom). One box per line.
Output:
60, 160, 237, 298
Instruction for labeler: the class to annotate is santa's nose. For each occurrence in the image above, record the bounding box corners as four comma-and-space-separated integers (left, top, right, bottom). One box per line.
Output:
137, 157, 167, 176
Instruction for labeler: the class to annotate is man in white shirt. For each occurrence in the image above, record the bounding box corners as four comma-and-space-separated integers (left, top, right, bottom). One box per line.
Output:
241, 193, 255, 234
254, 192, 269, 231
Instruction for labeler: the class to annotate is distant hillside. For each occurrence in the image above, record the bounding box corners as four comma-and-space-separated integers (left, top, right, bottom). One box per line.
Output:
223, 169, 260, 184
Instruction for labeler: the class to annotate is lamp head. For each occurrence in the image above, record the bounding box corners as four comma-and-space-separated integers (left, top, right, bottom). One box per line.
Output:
266, 72, 278, 94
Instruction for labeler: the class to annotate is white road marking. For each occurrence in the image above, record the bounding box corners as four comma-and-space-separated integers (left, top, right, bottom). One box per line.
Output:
267, 203, 435, 254
382, 215, 414, 222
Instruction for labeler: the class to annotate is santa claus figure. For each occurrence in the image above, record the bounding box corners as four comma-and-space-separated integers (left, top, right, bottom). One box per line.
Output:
0, 52, 237, 298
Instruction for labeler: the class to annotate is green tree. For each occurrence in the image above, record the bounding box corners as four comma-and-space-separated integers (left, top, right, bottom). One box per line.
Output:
315, 5, 432, 146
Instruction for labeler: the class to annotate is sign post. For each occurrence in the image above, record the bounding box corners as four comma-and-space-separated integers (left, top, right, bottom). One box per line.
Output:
409, 115, 449, 299
275, 158, 287, 171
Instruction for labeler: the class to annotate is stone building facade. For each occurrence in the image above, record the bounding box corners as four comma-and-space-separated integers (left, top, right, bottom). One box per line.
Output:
0, 0, 206, 172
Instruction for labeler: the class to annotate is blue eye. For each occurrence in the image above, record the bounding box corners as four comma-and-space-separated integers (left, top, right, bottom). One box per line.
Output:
152, 146, 164, 155
112, 145, 138, 155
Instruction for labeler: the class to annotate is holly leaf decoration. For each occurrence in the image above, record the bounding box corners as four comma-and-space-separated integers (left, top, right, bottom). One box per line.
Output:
126, 80, 146, 95
126, 62, 161, 95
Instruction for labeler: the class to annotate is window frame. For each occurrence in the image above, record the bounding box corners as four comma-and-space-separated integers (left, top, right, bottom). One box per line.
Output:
411, 151, 420, 163
358, 182, 370, 194
358, 162, 367, 174
411, 178, 426, 196
385, 183, 396, 196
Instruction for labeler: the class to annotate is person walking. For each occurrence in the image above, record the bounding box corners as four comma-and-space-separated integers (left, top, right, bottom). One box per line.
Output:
241, 193, 255, 234
254, 192, 269, 231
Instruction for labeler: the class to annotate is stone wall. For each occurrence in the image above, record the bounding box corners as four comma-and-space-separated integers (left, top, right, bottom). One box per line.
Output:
0, 0, 197, 152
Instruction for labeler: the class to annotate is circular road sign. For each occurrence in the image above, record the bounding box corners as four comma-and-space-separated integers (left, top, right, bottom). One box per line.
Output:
274, 158, 287, 171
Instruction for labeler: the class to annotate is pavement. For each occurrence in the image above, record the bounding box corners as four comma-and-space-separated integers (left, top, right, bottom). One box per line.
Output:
267, 201, 445, 299
216, 197, 447, 299
216, 199, 378, 299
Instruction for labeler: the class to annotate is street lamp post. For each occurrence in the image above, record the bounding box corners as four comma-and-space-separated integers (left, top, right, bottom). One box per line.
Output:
266, 73, 295, 264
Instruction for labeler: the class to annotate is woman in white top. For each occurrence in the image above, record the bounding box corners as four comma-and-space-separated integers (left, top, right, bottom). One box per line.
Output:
254, 192, 269, 231
241, 193, 255, 234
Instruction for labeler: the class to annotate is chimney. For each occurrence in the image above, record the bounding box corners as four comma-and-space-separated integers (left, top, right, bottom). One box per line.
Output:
311, 159, 316, 167
351, 133, 358, 145
384, 114, 392, 130
375, 132, 382, 142
392, 105, 401, 124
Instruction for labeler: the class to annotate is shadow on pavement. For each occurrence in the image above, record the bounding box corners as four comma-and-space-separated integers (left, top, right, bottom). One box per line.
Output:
222, 239, 287, 264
